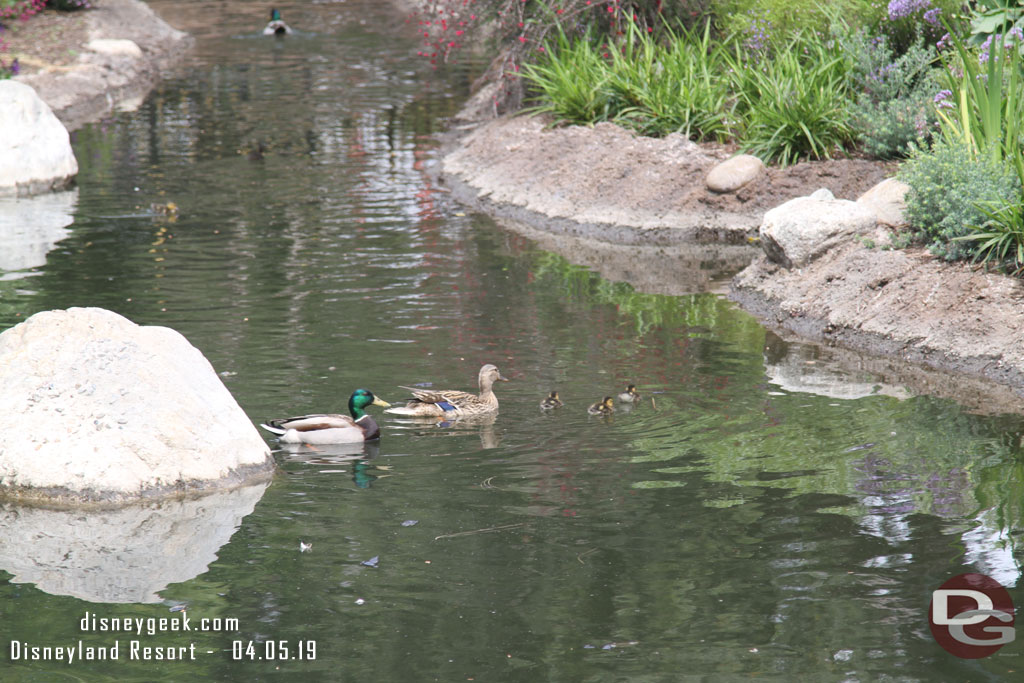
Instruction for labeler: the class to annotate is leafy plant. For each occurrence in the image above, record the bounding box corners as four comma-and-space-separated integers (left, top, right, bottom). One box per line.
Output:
519, 30, 612, 124
844, 29, 942, 158
967, 0, 1024, 48
606, 20, 735, 140
954, 201, 1024, 273
897, 136, 1022, 260
730, 32, 856, 164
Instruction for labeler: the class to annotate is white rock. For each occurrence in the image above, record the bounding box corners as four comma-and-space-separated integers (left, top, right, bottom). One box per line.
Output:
857, 178, 910, 227
706, 154, 765, 193
0, 308, 273, 503
0, 81, 78, 197
87, 38, 144, 58
760, 192, 878, 268
809, 188, 835, 200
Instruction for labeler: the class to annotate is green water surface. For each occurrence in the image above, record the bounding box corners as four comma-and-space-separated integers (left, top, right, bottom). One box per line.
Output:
1, 2, 1022, 680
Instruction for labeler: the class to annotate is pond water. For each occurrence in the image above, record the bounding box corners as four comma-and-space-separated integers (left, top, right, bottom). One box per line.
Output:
2, 1, 1023, 680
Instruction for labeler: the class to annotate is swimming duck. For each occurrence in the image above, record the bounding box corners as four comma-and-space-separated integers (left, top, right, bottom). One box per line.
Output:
540, 390, 563, 410
617, 384, 640, 403
588, 396, 615, 415
260, 389, 390, 444
385, 364, 508, 418
263, 8, 292, 36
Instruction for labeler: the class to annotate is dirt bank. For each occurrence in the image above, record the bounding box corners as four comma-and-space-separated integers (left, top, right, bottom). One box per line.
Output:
441, 115, 894, 246
5, 0, 191, 131
442, 114, 1024, 410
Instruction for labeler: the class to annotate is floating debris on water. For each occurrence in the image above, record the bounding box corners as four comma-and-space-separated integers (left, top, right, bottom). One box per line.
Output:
361, 556, 380, 568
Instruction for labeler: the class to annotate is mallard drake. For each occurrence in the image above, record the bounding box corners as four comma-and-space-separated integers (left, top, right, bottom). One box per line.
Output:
263, 8, 292, 35
385, 364, 508, 417
540, 390, 563, 410
260, 389, 390, 444
617, 384, 640, 403
588, 396, 615, 415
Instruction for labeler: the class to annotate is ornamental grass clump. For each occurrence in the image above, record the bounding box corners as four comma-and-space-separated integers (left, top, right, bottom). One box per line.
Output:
728, 31, 856, 165
605, 20, 735, 140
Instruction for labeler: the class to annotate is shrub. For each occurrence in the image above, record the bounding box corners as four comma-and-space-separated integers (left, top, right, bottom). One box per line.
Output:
897, 137, 1022, 260
843, 29, 942, 158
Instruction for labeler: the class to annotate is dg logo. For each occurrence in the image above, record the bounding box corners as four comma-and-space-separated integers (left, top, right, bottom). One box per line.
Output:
930, 573, 1015, 658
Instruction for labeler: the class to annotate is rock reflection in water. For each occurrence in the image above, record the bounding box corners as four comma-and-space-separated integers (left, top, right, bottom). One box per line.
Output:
494, 216, 755, 295
0, 480, 268, 603
762, 331, 1024, 414
0, 189, 77, 278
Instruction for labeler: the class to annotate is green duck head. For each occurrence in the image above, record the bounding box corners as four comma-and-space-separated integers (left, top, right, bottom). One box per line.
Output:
270, 8, 282, 21
349, 389, 391, 418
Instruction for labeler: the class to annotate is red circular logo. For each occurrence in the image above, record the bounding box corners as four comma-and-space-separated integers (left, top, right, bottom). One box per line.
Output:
929, 573, 1015, 658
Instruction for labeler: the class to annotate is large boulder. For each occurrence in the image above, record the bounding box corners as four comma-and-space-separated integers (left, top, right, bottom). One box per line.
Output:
0, 81, 78, 197
0, 308, 273, 503
759, 188, 878, 268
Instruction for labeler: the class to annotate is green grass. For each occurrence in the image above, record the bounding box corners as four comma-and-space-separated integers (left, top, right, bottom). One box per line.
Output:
522, 20, 856, 165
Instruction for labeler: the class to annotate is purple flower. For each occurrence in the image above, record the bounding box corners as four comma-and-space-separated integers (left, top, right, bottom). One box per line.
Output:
933, 89, 953, 109
887, 0, 932, 21
923, 8, 941, 26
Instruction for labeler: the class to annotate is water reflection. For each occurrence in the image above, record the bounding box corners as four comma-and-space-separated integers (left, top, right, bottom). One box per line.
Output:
0, 482, 269, 603
0, 189, 77, 278
494, 215, 754, 295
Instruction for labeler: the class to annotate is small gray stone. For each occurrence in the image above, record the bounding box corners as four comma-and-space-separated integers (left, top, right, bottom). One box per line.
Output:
706, 154, 765, 194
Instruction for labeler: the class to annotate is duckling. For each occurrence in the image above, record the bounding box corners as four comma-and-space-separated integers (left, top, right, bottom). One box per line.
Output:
540, 390, 563, 410
150, 202, 178, 215
263, 8, 292, 36
587, 396, 615, 416
386, 364, 509, 418
617, 384, 640, 403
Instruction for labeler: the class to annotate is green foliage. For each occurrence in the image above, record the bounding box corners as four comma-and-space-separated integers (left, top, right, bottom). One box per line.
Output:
730, 32, 856, 164
844, 30, 941, 158
954, 201, 1024, 273
605, 20, 735, 140
967, 0, 1024, 47
524, 20, 857, 164
936, 28, 1024, 183
715, 0, 880, 37
897, 137, 1022, 260
520, 31, 612, 123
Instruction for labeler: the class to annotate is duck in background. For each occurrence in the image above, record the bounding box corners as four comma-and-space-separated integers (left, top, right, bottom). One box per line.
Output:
386, 364, 509, 418
587, 396, 615, 416
260, 389, 390, 444
540, 390, 563, 410
263, 8, 292, 36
